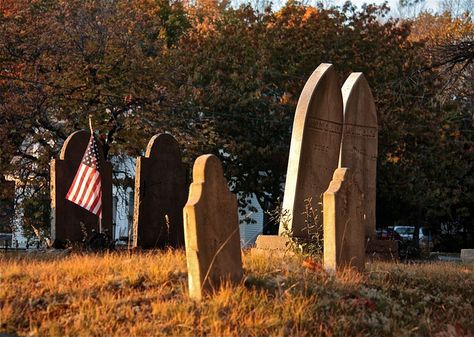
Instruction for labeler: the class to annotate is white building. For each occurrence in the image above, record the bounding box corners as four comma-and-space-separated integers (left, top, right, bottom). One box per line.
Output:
5, 155, 264, 249
111, 155, 264, 248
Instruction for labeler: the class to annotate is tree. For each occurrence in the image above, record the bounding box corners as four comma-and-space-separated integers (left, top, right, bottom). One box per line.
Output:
1, 0, 472, 240
0, 0, 192, 235
439, 0, 473, 17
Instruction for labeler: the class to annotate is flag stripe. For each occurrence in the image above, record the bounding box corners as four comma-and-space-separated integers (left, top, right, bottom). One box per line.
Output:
84, 180, 101, 210
74, 166, 94, 206
82, 174, 100, 209
66, 164, 86, 200
79, 171, 100, 208
76, 168, 94, 207
91, 191, 102, 215
70, 165, 92, 203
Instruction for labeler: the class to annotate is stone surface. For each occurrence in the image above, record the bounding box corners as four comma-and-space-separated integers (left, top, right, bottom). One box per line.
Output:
365, 239, 399, 261
132, 134, 187, 249
183, 154, 243, 300
340, 73, 378, 239
279, 63, 343, 239
461, 249, 474, 264
252, 235, 293, 257
254, 235, 290, 250
51, 130, 112, 243
0, 178, 15, 232
323, 168, 365, 272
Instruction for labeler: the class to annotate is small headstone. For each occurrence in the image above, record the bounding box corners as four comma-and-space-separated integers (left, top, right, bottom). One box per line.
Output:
132, 134, 187, 249
183, 154, 243, 300
365, 240, 398, 261
340, 73, 378, 239
461, 249, 474, 264
323, 168, 365, 272
279, 63, 343, 239
251, 235, 293, 257
51, 130, 112, 243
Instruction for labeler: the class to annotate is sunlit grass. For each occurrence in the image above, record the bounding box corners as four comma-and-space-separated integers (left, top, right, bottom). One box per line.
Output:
0, 251, 473, 336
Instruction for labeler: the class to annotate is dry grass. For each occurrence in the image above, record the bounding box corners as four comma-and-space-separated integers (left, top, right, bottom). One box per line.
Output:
0, 250, 473, 337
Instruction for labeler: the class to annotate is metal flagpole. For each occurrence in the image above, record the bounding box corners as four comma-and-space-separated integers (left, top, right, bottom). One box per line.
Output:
89, 115, 102, 234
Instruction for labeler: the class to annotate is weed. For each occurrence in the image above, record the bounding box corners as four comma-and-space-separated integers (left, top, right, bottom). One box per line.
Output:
278, 197, 323, 259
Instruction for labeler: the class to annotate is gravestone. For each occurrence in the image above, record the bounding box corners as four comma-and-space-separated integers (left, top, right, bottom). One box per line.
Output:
51, 130, 112, 243
132, 134, 187, 249
461, 249, 474, 264
0, 178, 15, 234
279, 63, 343, 238
340, 73, 378, 239
323, 168, 365, 272
183, 154, 243, 300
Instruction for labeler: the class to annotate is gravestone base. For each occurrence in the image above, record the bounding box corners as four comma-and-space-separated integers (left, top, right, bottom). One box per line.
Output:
365, 239, 399, 261
252, 235, 294, 257
255, 235, 290, 250
461, 249, 474, 264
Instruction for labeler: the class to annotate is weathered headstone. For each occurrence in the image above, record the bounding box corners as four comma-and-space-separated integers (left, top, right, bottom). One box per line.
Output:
183, 154, 243, 300
461, 249, 474, 264
365, 239, 398, 261
51, 130, 112, 243
251, 235, 292, 257
340, 73, 378, 239
0, 178, 15, 234
323, 168, 365, 272
279, 63, 343, 238
132, 134, 187, 249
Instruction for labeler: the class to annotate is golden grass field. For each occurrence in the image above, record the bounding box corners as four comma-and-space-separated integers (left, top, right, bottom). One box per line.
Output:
0, 250, 473, 337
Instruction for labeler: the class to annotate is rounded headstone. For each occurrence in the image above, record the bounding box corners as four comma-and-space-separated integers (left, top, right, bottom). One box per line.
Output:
340, 73, 378, 239
51, 130, 112, 243
145, 133, 181, 159
60, 130, 106, 163
133, 133, 187, 248
279, 63, 343, 239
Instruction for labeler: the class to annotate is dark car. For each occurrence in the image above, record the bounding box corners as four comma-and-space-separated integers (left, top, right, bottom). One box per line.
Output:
376, 228, 402, 241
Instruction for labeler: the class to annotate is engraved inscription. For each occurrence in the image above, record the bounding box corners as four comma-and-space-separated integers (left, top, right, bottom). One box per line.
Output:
313, 144, 329, 153
343, 123, 377, 138
307, 118, 343, 134
348, 146, 377, 161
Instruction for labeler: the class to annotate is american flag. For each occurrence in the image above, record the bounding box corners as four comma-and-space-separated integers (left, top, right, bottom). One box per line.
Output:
66, 134, 102, 219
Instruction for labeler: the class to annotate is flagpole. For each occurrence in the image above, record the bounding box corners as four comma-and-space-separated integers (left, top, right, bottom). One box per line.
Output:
89, 115, 102, 234
89, 115, 93, 134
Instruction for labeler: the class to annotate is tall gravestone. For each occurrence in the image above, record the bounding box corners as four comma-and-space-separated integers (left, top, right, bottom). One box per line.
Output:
132, 134, 187, 249
323, 168, 365, 272
279, 63, 343, 238
340, 73, 378, 239
183, 154, 243, 300
51, 130, 112, 243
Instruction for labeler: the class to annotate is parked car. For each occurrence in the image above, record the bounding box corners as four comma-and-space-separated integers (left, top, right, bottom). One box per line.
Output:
376, 228, 402, 241
393, 226, 415, 240
393, 226, 433, 250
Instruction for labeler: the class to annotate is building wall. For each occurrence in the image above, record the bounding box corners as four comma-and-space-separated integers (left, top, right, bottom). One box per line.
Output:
238, 193, 264, 248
